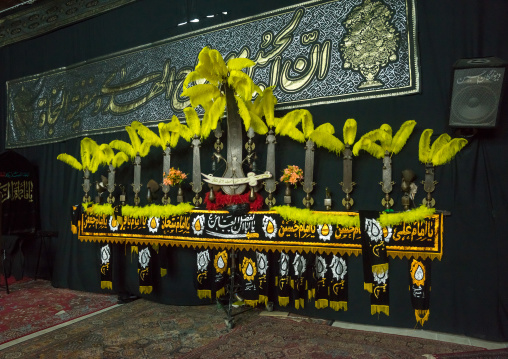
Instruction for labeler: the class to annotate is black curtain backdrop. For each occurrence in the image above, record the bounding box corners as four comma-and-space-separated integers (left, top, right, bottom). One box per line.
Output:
1, 0, 507, 341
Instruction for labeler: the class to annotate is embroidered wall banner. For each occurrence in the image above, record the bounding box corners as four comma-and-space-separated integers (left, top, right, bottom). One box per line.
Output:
6, 0, 419, 149
0, 0, 137, 48
77, 210, 443, 260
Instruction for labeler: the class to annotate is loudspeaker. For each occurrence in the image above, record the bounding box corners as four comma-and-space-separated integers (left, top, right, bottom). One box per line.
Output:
449, 57, 507, 128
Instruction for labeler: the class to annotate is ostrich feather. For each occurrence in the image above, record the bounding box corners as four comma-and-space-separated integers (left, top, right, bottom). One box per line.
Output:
274, 110, 303, 139
125, 126, 141, 154
248, 111, 269, 135
98, 143, 114, 165
301, 110, 314, 138
390, 120, 416, 154
207, 48, 228, 79
352, 138, 385, 158
429, 133, 452, 160
235, 96, 252, 131
181, 84, 220, 108
343, 118, 357, 146
80, 137, 98, 170
380, 123, 393, 137
432, 138, 468, 166
56, 153, 82, 171
112, 152, 129, 168
315, 123, 335, 135
184, 107, 201, 136
261, 86, 277, 128
109, 140, 135, 159
228, 70, 257, 102
158, 122, 171, 148
419, 129, 433, 163
138, 141, 154, 157
309, 130, 344, 155
132, 121, 162, 148
227, 57, 256, 71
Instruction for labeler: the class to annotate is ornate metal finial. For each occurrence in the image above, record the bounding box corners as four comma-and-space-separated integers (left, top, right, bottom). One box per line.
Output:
107, 163, 116, 204
132, 153, 142, 206
264, 129, 277, 209
401, 169, 416, 211
191, 135, 203, 207
302, 139, 316, 208
82, 168, 91, 202
380, 150, 394, 209
422, 163, 437, 208
161, 146, 171, 205
340, 144, 355, 210
324, 187, 332, 210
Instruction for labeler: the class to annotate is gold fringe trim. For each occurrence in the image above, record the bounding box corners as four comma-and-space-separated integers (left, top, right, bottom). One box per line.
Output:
101, 281, 112, 290
294, 298, 305, 309
139, 286, 153, 294
71, 224, 77, 234
415, 309, 430, 325
290, 279, 294, 289
272, 206, 359, 228
330, 301, 347, 311
372, 263, 389, 276
371, 305, 389, 316
315, 299, 329, 309
131, 246, 138, 254
197, 290, 211, 299
216, 287, 226, 298
279, 296, 290, 307
120, 203, 194, 219
160, 268, 167, 277
244, 299, 259, 308
364, 282, 373, 293
308, 288, 315, 300
259, 295, 268, 306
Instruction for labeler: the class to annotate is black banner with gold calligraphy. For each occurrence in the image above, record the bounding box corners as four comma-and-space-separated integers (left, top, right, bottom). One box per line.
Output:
78, 210, 443, 260
6, 0, 418, 148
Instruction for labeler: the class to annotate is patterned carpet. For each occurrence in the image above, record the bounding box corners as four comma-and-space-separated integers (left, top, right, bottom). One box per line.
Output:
181, 316, 482, 359
431, 348, 508, 358
0, 281, 487, 359
0, 279, 118, 345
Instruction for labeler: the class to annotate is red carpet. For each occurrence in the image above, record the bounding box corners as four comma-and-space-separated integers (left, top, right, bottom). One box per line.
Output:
0, 279, 118, 345
182, 316, 484, 359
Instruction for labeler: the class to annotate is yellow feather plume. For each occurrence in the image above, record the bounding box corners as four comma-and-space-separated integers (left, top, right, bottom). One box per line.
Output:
203, 96, 226, 135
132, 121, 162, 148
432, 138, 468, 166
228, 70, 257, 101
183, 107, 201, 137
249, 111, 269, 135
343, 118, 357, 146
112, 152, 129, 168
418, 129, 433, 163
56, 153, 82, 171
227, 57, 256, 71
235, 96, 252, 131
158, 122, 171, 148
301, 111, 314, 138
181, 84, 221, 108
261, 86, 277, 128
390, 120, 416, 154
429, 133, 451, 160
80, 137, 98, 170
309, 131, 345, 155
109, 140, 135, 159
352, 138, 385, 158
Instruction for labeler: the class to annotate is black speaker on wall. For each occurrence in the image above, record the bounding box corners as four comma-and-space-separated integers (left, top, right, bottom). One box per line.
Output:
449, 57, 507, 128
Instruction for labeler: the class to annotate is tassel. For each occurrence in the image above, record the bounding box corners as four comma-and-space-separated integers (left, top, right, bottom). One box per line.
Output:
197, 290, 212, 299
415, 309, 430, 325
101, 281, 113, 290
371, 305, 390, 316
244, 300, 259, 308
139, 286, 153, 294
364, 282, 373, 293
372, 263, 389, 276
216, 287, 226, 298
330, 301, 348, 311
279, 296, 290, 307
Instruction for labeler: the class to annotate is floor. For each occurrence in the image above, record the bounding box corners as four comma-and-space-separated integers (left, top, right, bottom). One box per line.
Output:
1, 303, 507, 353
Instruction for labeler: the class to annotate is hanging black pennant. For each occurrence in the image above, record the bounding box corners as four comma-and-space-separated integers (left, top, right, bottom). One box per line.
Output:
277, 251, 291, 307
290, 251, 310, 309
239, 250, 259, 307
409, 257, 432, 325
360, 211, 390, 316
213, 249, 229, 299
138, 244, 154, 294
196, 248, 212, 299
314, 254, 329, 309
329, 254, 348, 311
100, 243, 112, 290
256, 251, 270, 306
